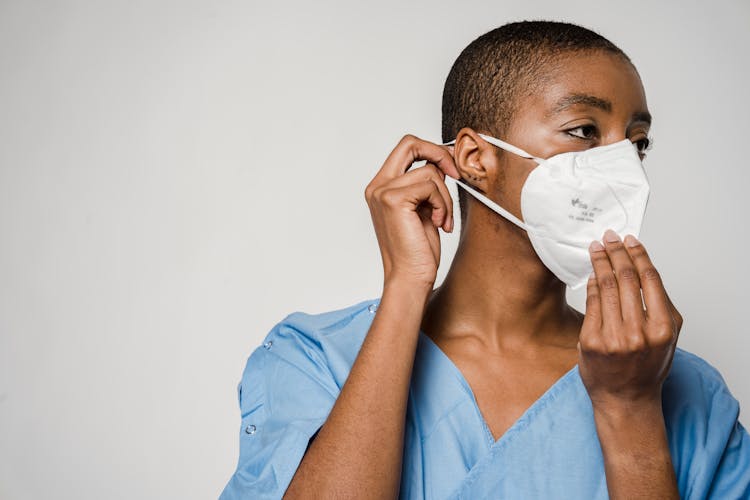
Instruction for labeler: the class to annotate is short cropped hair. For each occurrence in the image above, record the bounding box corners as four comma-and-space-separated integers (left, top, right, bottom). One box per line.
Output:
441, 21, 632, 223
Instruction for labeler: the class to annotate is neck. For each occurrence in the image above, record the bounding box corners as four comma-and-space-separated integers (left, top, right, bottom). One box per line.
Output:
422, 209, 581, 352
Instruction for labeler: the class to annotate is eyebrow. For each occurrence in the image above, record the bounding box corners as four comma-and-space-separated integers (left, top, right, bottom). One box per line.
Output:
552, 93, 612, 113
550, 93, 652, 125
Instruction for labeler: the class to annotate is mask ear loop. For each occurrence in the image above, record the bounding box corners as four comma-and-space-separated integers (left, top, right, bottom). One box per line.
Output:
476, 133, 542, 162
448, 177, 530, 232
442, 134, 542, 233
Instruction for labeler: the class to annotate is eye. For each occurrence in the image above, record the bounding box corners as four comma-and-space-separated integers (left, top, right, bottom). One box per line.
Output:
566, 125, 598, 140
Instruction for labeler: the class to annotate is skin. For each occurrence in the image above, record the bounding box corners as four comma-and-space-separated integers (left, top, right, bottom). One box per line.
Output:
285, 51, 682, 499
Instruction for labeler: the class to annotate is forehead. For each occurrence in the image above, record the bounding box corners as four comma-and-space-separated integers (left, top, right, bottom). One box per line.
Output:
521, 51, 648, 118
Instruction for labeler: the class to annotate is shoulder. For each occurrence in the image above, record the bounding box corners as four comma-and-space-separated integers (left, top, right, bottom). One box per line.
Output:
221, 298, 380, 499
663, 348, 741, 458
266, 297, 380, 348
260, 297, 380, 362
663, 348, 739, 425
664, 347, 738, 414
663, 353, 750, 497
241, 297, 381, 394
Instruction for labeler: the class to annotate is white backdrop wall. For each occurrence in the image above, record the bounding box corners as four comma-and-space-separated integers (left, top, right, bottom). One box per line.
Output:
1, 1, 748, 498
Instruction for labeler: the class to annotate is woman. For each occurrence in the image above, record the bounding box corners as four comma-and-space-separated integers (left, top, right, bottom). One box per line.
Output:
222, 21, 750, 499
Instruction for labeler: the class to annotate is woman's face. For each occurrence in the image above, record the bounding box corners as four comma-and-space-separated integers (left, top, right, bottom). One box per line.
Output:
487, 50, 651, 219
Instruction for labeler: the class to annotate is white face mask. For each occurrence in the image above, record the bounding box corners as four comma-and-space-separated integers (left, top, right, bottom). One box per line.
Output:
448, 133, 650, 289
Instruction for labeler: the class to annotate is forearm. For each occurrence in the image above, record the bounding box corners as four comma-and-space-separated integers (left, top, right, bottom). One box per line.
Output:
594, 401, 679, 499
284, 282, 428, 499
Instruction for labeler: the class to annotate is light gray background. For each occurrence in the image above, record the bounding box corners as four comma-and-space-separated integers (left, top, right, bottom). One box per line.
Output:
1, 0, 748, 498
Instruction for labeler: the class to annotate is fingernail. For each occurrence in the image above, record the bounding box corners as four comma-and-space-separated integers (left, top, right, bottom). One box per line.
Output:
588, 271, 596, 280
603, 229, 621, 243
589, 240, 605, 252
624, 234, 641, 247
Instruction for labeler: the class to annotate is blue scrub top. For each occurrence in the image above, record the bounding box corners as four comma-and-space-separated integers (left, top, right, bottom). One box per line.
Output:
220, 299, 750, 499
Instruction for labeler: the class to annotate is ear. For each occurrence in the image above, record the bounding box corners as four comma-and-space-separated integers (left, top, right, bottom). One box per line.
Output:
454, 127, 500, 194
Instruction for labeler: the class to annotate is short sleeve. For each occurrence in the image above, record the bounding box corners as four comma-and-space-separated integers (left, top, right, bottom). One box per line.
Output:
220, 320, 339, 500
706, 419, 750, 498
664, 349, 750, 499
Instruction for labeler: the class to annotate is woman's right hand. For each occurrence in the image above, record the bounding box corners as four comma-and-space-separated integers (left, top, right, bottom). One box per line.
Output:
364, 134, 459, 291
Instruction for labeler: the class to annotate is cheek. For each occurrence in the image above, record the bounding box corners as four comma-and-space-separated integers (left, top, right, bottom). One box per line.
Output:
491, 158, 537, 218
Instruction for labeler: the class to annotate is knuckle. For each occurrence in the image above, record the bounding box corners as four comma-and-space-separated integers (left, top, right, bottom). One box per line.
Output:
420, 179, 438, 195
628, 244, 648, 260
424, 164, 440, 176
427, 165, 446, 184
579, 332, 600, 352
599, 274, 618, 290
585, 293, 599, 309
608, 240, 626, 252
674, 311, 684, 330
627, 331, 646, 351
364, 183, 375, 202
590, 252, 609, 264
639, 266, 661, 283
617, 265, 637, 282
416, 167, 432, 183
650, 323, 675, 345
400, 134, 418, 147
652, 332, 675, 348
603, 338, 626, 356
603, 294, 619, 310
379, 188, 399, 207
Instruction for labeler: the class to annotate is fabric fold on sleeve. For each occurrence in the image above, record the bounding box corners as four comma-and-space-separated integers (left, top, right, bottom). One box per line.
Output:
706, 419, 750, 499
220, 321, 338, 500
663, 349, 750, 499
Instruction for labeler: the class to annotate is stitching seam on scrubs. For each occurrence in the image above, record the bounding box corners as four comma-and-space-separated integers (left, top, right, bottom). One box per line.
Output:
418, 331, 498, 447
315, 312, 362, 336
263, 347, 340, 401
318, 305, 378, 344
450, 366, 580, 496
419, 399, 472, 443
276, 323, 329, 366
290, 298, 380, 337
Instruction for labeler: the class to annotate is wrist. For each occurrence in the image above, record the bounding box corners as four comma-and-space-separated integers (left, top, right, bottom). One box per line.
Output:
383, 277, 434, 302
592, 398, 671, 458
591, 394, 663, 429
364, 280, 431, 343
376, 280, 432, 324
589, 396, 677, 497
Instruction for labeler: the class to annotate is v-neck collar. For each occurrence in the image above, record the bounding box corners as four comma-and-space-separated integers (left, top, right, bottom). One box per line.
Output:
417, 329, 581, 449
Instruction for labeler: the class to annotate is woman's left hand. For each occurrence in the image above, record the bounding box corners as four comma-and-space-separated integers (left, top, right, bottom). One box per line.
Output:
578, 229, 683, 411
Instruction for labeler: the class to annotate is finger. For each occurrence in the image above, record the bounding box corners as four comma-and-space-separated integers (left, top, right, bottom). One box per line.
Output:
589, 240, 622, 325
622, 235, 671, 325
602, 229, 644, 323
583, 272, 602, 329
664, 289, 683, 336
579, 272, 604, 356
412, 163, 453, 232
379, 134, 459, 181
384, 180, 449, 229
380, 164, 454, 232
